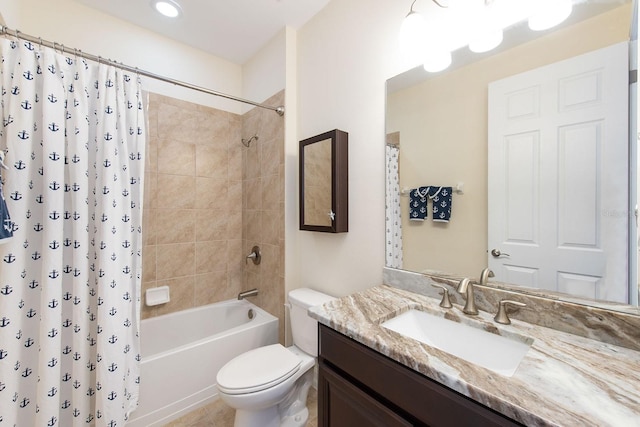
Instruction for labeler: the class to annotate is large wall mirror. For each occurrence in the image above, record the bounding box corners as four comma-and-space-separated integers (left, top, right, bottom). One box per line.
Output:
300, 129, 348, 233
385, 0, 640, 313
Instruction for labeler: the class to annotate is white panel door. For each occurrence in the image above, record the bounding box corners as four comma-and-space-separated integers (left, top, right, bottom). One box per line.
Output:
488, 42, 629, 303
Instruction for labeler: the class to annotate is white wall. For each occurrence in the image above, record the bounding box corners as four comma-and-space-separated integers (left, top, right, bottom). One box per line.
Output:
296, 0, 409, 297
242, 29, 286, 114
0, 0, 243, 113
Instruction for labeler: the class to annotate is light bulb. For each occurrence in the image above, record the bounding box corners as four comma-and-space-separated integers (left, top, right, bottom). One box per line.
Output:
399, 11, 428, 65
152, 0, 182, 18
469, 28, 503, 53
423, 49, 452, 73
528, 0, 572, 31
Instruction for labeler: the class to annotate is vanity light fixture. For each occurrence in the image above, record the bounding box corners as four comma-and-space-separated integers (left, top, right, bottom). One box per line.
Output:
399, 0, 451, 71
469, 0, 503, 53
399, 0, 576, 72
151, 0, 183, 18
528, 0, 573, 31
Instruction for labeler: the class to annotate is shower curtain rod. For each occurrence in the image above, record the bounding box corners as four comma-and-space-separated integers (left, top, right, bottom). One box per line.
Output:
0, 25, 285, 116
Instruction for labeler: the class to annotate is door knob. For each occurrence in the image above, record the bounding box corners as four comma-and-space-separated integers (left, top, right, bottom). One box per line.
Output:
490, 249, 510, 258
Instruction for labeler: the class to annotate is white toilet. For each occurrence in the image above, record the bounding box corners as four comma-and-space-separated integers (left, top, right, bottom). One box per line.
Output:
216, 288, 335, 427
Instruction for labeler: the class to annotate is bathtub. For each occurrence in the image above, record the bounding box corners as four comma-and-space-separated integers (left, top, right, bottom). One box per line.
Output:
127, 299, 278, 427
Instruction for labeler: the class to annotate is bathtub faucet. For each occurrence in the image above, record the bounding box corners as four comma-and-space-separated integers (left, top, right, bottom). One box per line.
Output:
238, 288, 259, 300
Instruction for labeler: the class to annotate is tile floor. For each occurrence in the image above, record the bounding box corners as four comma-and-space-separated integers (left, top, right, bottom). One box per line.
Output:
163, 387, 318, 427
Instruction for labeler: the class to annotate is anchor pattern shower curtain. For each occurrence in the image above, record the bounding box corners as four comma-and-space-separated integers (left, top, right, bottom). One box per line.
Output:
0, 39, 145, 426
385, 144, 403, 269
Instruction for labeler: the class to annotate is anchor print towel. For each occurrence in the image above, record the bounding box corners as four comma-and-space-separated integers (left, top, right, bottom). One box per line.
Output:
0, 151, 13, 241
409, 187, 430, 221
429, 186, 452, 223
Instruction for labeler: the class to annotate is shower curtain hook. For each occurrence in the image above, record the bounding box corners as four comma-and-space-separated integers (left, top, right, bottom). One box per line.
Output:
38, 37, 43, 49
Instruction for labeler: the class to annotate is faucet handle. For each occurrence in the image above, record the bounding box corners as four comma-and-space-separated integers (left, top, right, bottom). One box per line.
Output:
431, 284, 452, 308
494, 299, 526, 325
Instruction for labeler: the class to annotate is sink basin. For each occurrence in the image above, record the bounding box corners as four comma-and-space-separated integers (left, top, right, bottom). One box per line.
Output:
381, 309, 532, 377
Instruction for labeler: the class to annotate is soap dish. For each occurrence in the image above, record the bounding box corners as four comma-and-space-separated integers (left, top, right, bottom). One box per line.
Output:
146, 286, 170, 306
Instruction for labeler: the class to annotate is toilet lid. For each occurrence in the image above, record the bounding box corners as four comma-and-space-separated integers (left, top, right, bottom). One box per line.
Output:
216, 344, 301, 395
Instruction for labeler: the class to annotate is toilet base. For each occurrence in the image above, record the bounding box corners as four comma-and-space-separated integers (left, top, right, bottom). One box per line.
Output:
231, 369, 314, 427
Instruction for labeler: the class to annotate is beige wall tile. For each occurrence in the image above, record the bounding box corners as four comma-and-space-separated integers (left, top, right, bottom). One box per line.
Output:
156, 209, 195, 244
261, 138, 283, 176
244, 210, 262, 243
142, 245, 157, 283
143, 90, 286, 323
195, 271, 230, 304
262, 210, 282, 246
142, 206, 158, 246
196, 240, 228, 273
262, 173, 282, 211
196, 145, 228, 179
226, 210, 242, 240
228, 146, 243, 181
157, 139, 195, 176
146, 137, 158, 173
244, 178, 262, 211
157, 174, 195, 209
195, 177, 228, 210
155, 276, 196, 316
196, 210, 228, 242
143, 172, 158, 209
243, 145, 260, 180
156, 243, 195, 280
228, 181, 243, 212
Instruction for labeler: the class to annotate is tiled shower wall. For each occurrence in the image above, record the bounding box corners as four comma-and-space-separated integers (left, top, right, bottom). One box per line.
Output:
241, 91, 286, 343
141, 91, 286, 344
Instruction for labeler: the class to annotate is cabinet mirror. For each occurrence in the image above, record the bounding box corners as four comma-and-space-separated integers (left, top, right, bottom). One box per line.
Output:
299, 129, 348, 233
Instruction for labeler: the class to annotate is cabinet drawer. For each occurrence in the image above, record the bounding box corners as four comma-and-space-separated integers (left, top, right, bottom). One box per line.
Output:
319, 324, 523, 427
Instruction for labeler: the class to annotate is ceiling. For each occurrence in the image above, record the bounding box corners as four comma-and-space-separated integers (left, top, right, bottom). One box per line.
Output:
74, 0, 331, 64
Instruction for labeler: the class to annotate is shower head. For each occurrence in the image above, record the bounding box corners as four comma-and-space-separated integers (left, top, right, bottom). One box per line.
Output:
241, 134, 259, 147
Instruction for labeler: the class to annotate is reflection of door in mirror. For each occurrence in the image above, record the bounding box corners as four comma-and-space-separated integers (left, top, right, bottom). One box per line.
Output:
385, 3, 636, 306
488, 42, 629, 303
304, 138, 333, 227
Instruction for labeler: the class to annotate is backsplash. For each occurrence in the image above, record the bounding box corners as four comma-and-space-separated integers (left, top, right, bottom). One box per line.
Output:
384, 267, 640, 351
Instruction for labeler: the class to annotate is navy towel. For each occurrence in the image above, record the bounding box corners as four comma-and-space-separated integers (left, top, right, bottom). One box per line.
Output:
409, 187, 429, 221
429, 186, 452, 223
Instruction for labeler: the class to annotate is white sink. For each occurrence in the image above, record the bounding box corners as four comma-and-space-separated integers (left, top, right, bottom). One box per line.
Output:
381, 309, 532, 377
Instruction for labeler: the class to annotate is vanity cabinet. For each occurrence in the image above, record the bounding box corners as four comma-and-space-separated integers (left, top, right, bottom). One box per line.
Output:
318, 324, 523, 427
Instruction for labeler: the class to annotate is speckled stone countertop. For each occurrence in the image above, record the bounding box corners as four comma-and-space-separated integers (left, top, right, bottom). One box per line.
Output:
308, 285, 640, 427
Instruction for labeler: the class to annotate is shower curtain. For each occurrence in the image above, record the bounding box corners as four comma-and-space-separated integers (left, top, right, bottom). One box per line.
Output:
385, 144, 403, 269
0, 38, 145, 426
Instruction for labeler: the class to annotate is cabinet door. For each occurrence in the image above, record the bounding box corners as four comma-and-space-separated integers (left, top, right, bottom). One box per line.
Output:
319, 362, 412, 427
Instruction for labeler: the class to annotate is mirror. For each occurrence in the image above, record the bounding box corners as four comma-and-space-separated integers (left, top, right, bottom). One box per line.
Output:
385, 0, 640, 312
300, 129, 348, 233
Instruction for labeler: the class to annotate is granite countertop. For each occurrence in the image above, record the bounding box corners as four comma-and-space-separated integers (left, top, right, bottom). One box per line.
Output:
308, 285, 640, 427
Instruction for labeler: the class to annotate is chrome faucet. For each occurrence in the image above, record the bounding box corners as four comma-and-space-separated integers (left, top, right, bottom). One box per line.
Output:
479, 267, 494, 287
237, 288, 258, 300
456, 268, 494, 315
456, 278, 478, 315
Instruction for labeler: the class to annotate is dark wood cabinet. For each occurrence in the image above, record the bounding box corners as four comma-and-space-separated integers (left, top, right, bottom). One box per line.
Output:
318, 324, 523, 427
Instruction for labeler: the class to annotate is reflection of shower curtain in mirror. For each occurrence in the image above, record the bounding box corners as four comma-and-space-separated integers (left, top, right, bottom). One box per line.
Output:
0, 39, 145, 426
385, 145, 402, 268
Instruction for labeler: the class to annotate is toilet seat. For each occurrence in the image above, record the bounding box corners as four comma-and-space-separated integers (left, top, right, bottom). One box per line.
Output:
217, 344, 302, 395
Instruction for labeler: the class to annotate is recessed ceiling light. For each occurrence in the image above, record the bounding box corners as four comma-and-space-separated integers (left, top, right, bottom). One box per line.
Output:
151, 0, 183, 18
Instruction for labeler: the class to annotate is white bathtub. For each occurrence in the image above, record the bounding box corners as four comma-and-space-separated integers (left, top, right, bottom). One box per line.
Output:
127, 299, 278, 427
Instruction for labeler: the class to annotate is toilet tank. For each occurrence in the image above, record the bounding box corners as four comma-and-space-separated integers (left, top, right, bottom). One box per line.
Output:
288, 288, 335, 356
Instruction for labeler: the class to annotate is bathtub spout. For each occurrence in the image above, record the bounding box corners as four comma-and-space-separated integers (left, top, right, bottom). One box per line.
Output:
238, 288, 259, 300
